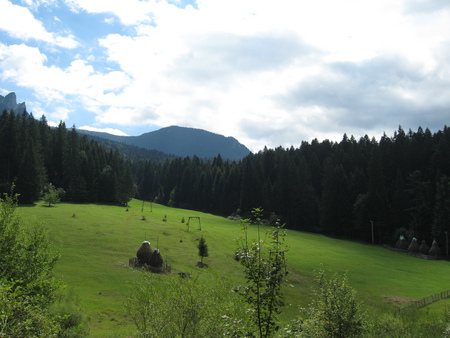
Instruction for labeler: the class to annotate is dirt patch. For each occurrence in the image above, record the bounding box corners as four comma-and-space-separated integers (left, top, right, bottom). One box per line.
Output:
382, 295, 418, 305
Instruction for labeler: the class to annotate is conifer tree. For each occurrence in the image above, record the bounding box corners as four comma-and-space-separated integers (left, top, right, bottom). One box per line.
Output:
197, 236, 209, 264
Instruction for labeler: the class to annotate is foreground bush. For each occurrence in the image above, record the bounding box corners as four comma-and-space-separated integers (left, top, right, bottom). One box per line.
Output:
126, 271, 248, 337
0, 191, 89, 337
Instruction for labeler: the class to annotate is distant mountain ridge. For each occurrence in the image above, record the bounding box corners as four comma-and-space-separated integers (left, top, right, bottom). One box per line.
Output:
79, 126, 251, 161
1, 92, 250, 160
0, 92, 26, 114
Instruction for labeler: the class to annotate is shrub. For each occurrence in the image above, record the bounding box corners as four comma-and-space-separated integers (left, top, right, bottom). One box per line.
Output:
125, 272, 245, 337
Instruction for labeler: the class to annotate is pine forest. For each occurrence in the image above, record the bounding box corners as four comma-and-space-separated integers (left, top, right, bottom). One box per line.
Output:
1, 109, 450, 250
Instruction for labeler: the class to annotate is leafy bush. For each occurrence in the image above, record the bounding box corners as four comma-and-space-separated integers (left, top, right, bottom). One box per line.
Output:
125, 272, 246, 337
288, 267, 367, 338
0, 190, 89, 337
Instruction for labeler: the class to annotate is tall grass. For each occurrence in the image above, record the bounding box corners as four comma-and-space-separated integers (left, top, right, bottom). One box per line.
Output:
19, 199, 450, 336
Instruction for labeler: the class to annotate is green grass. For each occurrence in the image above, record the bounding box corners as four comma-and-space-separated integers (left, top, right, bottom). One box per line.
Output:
19, 200, 450, 336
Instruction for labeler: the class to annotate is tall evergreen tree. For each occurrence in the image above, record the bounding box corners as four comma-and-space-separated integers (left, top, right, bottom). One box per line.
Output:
366, 146, 388, 243
432, 176, 450, 250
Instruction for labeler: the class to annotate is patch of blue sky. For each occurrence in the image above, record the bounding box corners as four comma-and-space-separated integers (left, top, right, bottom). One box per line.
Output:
169, 0, 198, 10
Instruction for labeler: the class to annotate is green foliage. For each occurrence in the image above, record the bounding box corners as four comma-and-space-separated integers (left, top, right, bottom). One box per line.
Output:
0, 190, 60, 305
433, 176, 450, 247
49, 290, 91, 337
0, 281, 58, 337
0, 111, 136, 205
125, 272, 245, 337
290, 267, 367, 338
235, 208, 288, 337
42, 183, 62, 206
0, 190, 91, 337
368, 307, 448, 338
197, 236, 209, 264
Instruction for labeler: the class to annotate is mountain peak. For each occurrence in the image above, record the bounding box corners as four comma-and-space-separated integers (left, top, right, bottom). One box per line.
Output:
79, 125, 251, 161
0, 92, 27, 114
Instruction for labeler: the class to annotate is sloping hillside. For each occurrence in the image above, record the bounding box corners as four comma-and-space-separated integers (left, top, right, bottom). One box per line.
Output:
79, 126, 251, 161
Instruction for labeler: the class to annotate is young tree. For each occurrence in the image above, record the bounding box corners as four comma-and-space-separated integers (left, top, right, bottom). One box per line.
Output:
42, 183, 61, 206
235, 208, 288, 337
291, 267, 367, 337
197, 236, 209, 265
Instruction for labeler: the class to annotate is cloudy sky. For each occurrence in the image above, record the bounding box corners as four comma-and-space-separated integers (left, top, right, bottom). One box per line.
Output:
0, 0, 449, 151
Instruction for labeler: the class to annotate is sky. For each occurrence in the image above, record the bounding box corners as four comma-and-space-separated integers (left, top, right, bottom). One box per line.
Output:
0, 0, 449, 152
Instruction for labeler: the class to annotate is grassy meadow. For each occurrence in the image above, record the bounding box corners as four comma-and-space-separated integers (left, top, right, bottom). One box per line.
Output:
19, 199, 450, 337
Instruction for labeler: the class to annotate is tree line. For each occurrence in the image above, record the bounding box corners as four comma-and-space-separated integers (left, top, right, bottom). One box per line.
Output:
2, 109, 449, 249
0, 110, 135, 205
133, 126, 450, 250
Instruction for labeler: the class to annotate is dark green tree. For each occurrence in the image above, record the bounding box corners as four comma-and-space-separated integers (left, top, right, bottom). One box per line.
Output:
15, 137, 46, 204
366, 146, 388, 243
197, 236, 209, 264
406, 170, 433, 242
433, 176, 450, 251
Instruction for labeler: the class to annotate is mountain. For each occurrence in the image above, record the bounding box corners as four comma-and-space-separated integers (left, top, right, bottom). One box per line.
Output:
0, 92, 27, 114
78, 126, 251, 161
80, 132, 176, 162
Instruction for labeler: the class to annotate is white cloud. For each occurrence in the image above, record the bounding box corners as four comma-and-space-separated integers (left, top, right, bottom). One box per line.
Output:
78, 125, 128, 136
48, 106, 71, 120
2, 0, 450, 150
0, 0, 78, 48
88, 0, 450, 149
0, 43, 130, 104
65, 0, 158, 25
21, 0, 58, 9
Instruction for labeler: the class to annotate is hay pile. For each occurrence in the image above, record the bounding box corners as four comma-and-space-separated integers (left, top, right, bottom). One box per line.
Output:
419, 240, 430, 255
136, 241, 153, 265
407, 238, 420, 253
149, 248, 164, 268
429, 240, 441, 257
130, 241, 168, 272
396, 236, 409, 250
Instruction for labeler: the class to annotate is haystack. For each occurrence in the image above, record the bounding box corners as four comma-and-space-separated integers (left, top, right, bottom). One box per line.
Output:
149, 248, 164, 268
407, 237, 420, 253
429, 240, 441, 257
419, 240, 430, 255
137, 241, 153, 265
396, 236, 409, 250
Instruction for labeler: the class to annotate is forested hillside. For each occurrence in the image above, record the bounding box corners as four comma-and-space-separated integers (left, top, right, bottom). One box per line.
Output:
1, 108, 449, 250
0, 110, 135, 205
132, 126, 450, 250
79, 125, 251, 161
